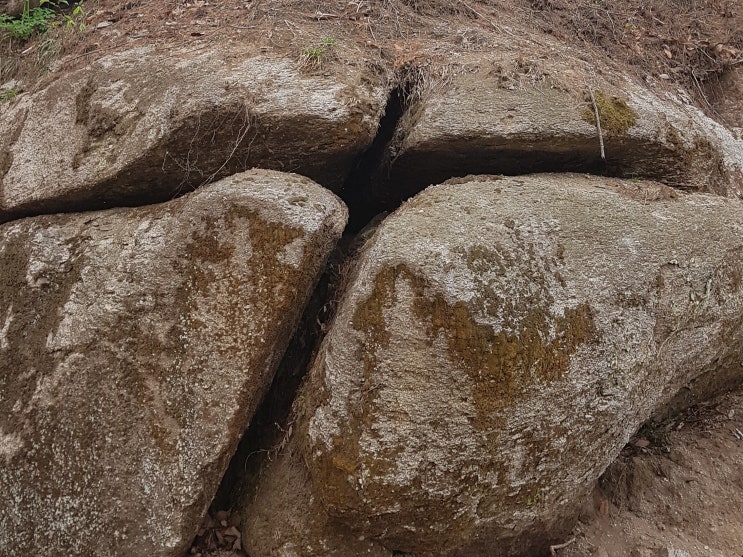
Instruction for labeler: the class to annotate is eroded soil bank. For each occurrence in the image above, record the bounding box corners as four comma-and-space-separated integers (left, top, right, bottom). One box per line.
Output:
565, 386, 743, 557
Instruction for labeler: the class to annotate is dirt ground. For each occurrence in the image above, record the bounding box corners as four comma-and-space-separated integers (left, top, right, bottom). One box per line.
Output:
560, 386, 743, 557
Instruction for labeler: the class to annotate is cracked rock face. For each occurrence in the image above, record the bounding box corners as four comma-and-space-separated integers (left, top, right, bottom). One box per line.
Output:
0, 169, 347, 557
0, 46, 388, 223
241, 174, 743, 557
373, 54, 743, 206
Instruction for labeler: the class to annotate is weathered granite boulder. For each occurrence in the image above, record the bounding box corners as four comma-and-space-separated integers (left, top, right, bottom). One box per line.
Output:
0, 169, 347, 557
242, 174, 743, 556
0, 46, 387, 222
371, 55, 743, 206
716, 67, 743, 131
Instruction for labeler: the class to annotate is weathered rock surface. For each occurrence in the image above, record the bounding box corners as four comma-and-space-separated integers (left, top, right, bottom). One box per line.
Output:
369, 55, 743, 208
0, 0, 36, 17
242, 174, 743, 556
0, 46, 387, 222
0, 169, 347, 557
715, 67, 743, 131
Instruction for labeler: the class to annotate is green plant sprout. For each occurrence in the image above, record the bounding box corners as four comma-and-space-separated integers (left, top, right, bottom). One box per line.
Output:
0, 0, 86, 41
526, 487, 542, 507
299, 37, 337, 68
0, 0, 56, 40
1, 88, 18, 101
61, 2, 86, 31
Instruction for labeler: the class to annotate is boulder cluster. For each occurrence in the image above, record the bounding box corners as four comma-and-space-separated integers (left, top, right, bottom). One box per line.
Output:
1, 29, 742, 557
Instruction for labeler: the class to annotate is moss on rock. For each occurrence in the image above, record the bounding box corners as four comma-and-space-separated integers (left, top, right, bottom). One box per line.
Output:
582, 90, 638, 135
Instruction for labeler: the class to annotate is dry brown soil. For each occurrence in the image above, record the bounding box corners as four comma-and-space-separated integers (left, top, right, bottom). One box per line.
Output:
562, 386, 743, 557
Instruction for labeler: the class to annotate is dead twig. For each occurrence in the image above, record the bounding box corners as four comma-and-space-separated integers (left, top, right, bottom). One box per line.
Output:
457, 0, 517, 38
199, 103, 256, 187
589, 87, 606, 160
550, 536, 576, 556
302, 11, 342, 21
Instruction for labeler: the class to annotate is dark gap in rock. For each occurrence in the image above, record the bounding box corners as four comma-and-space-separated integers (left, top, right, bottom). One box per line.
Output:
199, 215, 389, 553
383, 145, 610, 203
206, 235, 355, 515
339, 74, 694, 234
340, 75, 413, 233
647, 362, 743, 425
339, 126, 717, 235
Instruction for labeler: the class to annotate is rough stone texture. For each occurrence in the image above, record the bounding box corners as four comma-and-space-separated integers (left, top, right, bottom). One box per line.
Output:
0, 169, 347, 557
377, 54, 743, 204
0, 0, 36, 17
242, 174, 743, 557
715, 67, 743, 131
0, 46, 387, 222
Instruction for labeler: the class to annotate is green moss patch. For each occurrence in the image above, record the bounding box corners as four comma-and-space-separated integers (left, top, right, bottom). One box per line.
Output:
351, 259, 596, 427
582, 90, 638, 136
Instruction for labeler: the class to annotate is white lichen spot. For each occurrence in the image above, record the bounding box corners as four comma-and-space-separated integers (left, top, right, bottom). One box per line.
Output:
0, 429, 23, 463
0, 304, 12, 350
25, 226, 71, 287
277, 237, 305, 268
141, 457, 155, 495
620, 236, 639, 255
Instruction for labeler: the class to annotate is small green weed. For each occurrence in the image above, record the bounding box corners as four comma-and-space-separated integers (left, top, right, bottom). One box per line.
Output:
0, 0, 85, 41
0, 1, 56, 40
526, 488, 542, 507
61, 2, 86, 31
302, 45, 324, 60
1, 88, 18, 101
299, 37, 337, 68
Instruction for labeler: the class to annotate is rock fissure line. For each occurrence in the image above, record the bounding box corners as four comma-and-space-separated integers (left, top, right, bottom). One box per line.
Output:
209, 240, 349, 514
208, 219, 381, 518
336, 72, 683, 235
180, 72, 739, 529
340, 75, 414, 233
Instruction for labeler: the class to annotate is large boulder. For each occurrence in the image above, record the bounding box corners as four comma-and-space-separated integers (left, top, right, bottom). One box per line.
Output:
0, 169, 347, 556
358, 54, 743, 216
0, 45, 387, 222
242, 174, 743, 556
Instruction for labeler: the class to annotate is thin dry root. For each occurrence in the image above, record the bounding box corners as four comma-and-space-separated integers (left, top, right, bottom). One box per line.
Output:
550, 536, 576, 556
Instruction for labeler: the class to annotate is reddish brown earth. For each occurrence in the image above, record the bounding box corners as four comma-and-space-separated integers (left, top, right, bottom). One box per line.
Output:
562, 386, 743, 557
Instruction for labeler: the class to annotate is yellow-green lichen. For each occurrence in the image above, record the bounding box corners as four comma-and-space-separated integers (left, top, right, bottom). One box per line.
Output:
582, 90, 638, 136
318, 259, 597, 536
415, 283, 595, 424
160, 206, 307, 450
351, 261, 596, 427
